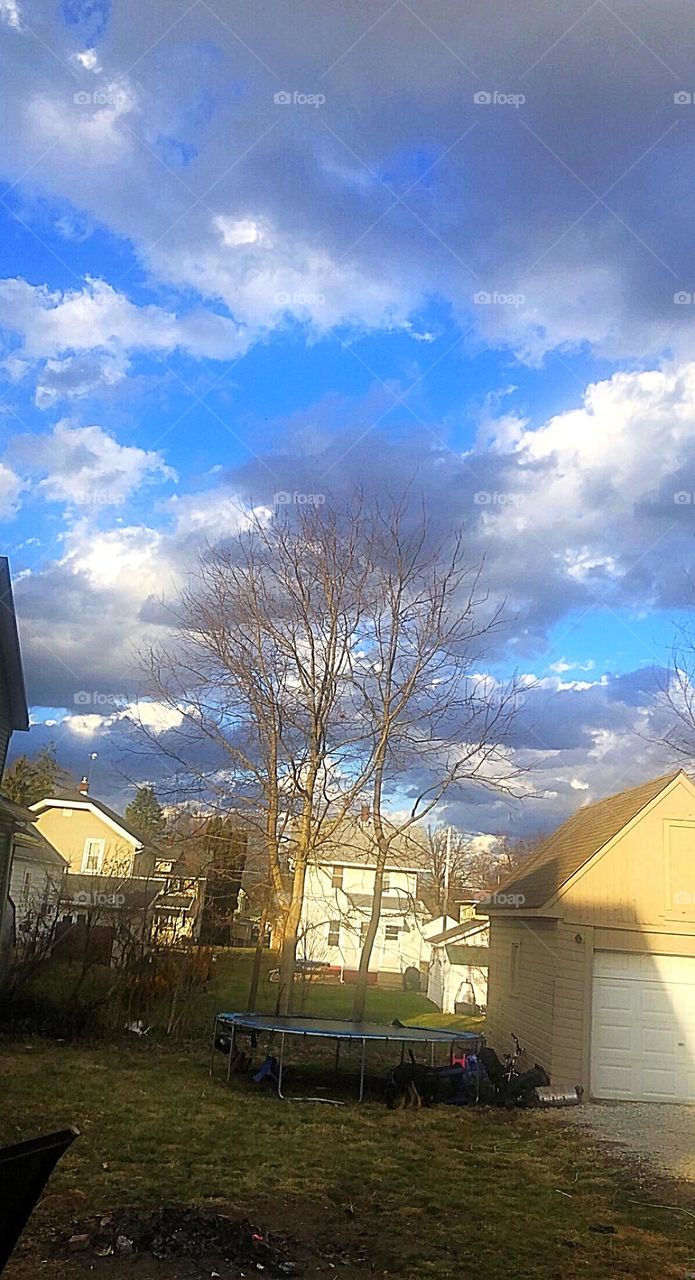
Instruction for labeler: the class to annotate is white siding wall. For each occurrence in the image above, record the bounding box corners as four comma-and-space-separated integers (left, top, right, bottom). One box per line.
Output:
9, 849, 65, 929
300, 863, 424, 973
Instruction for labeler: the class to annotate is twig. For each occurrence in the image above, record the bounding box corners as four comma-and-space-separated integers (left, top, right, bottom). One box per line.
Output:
627, 1200, 695, 1220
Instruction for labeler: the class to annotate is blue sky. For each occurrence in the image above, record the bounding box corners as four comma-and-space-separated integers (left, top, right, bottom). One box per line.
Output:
1, 0, 695, 833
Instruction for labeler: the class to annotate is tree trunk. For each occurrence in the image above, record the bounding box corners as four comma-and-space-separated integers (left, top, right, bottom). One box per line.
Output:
351, 854, 387, 1022
276, 853, 309, 1014
246, 904, 268, 1011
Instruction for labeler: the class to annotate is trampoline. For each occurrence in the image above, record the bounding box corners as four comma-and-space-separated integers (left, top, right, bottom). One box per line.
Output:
210, 1012, 483, 1101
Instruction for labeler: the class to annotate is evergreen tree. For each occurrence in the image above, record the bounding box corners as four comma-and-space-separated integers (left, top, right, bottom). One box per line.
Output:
2, 744, 68, 807
124, 785, 167, 840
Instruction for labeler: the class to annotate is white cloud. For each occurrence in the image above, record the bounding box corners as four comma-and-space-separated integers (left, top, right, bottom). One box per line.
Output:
72, 48, 102, 73
122, 700, 184, 734
61, 520, 165, 589
0, 461, 22, 519
34, 351, 128, 408
16, 421, 176, 509
167, 490, 271, 539
0, 275, 248, 376
0, 0, 20, 31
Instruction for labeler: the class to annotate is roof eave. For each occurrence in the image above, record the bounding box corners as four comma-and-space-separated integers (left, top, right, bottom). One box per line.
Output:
0, 557, 29, 732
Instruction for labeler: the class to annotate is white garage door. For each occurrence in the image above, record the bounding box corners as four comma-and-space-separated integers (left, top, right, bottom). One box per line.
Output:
591, 951, 695, 1102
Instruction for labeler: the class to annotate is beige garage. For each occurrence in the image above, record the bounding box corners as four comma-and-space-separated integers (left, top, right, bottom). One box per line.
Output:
484, 770, 695, 1101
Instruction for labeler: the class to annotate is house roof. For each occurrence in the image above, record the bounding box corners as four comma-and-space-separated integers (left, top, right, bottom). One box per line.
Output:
298, 815, 430, 871
60, 872, 161, 912
13, 825, 69, 869
446, 942, 489, 966
0, 792, 34, 827
31, 790, 163, 854
0, 557, 28, 733
428, 917, 488, 946
485, 770, 683, 912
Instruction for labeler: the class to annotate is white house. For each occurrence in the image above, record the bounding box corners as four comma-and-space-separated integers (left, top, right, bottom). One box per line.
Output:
294, 810, 432, 985
427, 918, 489, 1013
9, 826, 67, 935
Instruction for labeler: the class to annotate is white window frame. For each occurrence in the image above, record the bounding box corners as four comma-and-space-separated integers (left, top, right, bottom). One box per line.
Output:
81, 837, 105, 874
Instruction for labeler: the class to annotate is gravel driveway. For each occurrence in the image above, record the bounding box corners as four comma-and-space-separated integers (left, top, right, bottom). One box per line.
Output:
564, 1101, 695, 1184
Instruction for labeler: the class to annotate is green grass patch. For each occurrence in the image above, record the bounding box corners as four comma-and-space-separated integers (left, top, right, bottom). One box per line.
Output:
1, 953, 693, 1279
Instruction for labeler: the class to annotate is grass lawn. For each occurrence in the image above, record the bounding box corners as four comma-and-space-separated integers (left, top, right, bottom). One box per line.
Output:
1, 952, 693, 1280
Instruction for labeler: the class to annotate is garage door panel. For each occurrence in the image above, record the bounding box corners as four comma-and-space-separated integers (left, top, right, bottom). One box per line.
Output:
591, 952, 695, 1103
640, 987, 677, 1017
595, 1023, 633, 1052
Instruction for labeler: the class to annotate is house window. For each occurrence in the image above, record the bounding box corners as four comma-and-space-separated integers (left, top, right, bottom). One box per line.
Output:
331, 865, 343, 889
510, 942, 521, 995
327, 920, 341, 947
385, 924, 399, 941
382, 873, 391, 893
22, 869, 32, 900
360, 921, 369, 944
82, 838, 105, 874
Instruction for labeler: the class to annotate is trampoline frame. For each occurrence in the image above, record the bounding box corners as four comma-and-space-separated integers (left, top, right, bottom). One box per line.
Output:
210, 1012, 483, 1101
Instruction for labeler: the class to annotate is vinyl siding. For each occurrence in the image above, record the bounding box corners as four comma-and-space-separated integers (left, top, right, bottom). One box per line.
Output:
560, 780, 695, 934
487, 776, 695, 1091
32, 806, 154, 877
485, 916, 557, 1069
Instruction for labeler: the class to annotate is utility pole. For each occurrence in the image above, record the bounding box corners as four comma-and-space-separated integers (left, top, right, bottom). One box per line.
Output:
443, 824, 452, 920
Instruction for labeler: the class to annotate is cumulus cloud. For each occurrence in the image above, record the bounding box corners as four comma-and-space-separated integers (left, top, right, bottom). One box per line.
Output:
0, 277, 248, 379
0, 0, 20, 31
0, 461, 22, 519
9, 421, 176, 508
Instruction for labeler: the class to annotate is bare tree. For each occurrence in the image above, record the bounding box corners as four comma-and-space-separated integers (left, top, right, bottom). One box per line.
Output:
348, 496, 524, 1020
421, 825, 475, 916
137, 491, 524, 1019
140, 499, 380, 1013
657, 627, 695, 764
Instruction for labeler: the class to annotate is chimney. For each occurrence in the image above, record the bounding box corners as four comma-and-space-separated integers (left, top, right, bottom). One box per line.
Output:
360, 801, 370, 822
78, 776, 89, 795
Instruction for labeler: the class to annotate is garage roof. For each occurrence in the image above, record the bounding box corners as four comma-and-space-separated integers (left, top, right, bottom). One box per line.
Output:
485, 770, 683, 912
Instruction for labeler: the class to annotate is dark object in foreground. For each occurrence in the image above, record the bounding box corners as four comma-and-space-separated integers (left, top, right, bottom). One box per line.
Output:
65, 1206, 300, 1275
0, 1127, 79, 1274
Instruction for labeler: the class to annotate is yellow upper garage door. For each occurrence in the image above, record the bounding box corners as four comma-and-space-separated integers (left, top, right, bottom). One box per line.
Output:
591, 951, 695, 1102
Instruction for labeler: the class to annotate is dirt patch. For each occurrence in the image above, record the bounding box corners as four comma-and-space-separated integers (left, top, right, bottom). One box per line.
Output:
7, 1196, 383, 1280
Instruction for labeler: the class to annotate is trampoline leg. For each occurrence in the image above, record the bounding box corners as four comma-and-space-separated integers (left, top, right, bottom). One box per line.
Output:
430, 1042, 435, 1069
334, 1039, 341, 1076
225, 1022, 236, 1084
277, 1032, 286, 1099
358, 1037, 366, 1102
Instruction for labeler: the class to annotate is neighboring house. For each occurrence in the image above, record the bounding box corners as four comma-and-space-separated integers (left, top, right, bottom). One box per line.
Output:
422, 914, 459, 941
484, 770, 695, 1104
426, 918, 489, 1013
0, 557, 30, 970
295, 809, 432, 985
9, 826, 67, 933
30, 784, 159, 879
30, 785, 203, 957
